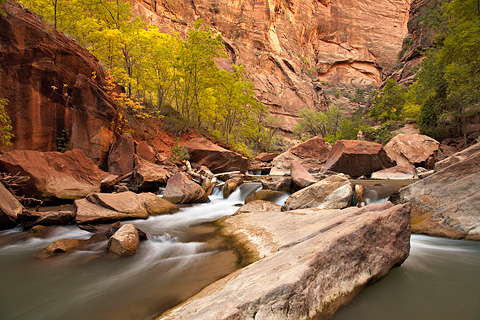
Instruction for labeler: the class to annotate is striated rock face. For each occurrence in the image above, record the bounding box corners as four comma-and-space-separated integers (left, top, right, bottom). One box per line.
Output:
392, 143, 480, 240
158, 202, 411, 319
0, 2, 118, 165
131, 0, 412, 130
0, 149, 110, 201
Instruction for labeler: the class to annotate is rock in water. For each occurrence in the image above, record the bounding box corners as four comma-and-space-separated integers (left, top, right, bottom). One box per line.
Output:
0, 149, 110, 201
157, 202, 411, 320
324, 140, 394, 177
132, 155, 171, 191
105, 224, 140, 257
392, 143, 480, 240
283, 174, 352, 211
163, 172, 208, 204
222, 177, 244, 199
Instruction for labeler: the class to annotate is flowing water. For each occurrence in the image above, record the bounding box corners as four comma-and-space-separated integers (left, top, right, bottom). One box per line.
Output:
0, 180, 479, 320
0, 183, 265, 320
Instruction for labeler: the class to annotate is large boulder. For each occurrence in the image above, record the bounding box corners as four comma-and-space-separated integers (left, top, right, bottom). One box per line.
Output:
162, 172, 208, 204
75, 192, 177, 224
135, 141, 156, 163
105, 224, 140, 257
0, 149, 110, 201
186, 138, 249, 174
270, 136, 332, 176
283, 174, 353, 211
0, 3, 117, 166
290, 159, 316, 189
107, 133, 135, 175
132, 155, 171, 191
392, 143, 480, 241
158, 202, 411, 319
0, 182, 24, 229
384, 134, 440, 168
324, 140, 395, 177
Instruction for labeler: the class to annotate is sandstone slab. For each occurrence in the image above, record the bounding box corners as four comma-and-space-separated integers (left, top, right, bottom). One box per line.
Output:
186, 138, 249, 174
158, 202, 411, 319
254, 153, 279, 162
371, 164, 418, 180
392, 143, 480, 240
283, 174, 352, 211
245, 190, 285, 204
324, 140, 394, 177
0, 149, 110, 201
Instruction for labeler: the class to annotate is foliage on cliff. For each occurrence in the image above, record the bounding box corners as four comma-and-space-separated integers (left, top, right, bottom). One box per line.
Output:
404, 0, 480, 143
0, 98, 13, 146
17, 0, 267, 156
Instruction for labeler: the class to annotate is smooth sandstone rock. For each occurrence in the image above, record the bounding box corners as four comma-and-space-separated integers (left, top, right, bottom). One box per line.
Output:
283, 174, 352, 211
270, 137, 332, 176
260, 177, 293, 193
245, 190, 284, 204
384, 134, 440, 168
136, 140, 156, 163
158, 202, 411, 320
0, 182, 24, 229
371, 164, 418, 180
186, 138, 249, 174
254, 153, 279, 162
324, 140, 395, 177
162, 172, 208, 204
132, 155, 171, 191
290, 159, 317, 190
75, 192, 177, 224
105, 224, 140, 257
234, 200, 283, 215
0, 149, 110, 201
108, 133, 135, 175
392, 143, 480, 240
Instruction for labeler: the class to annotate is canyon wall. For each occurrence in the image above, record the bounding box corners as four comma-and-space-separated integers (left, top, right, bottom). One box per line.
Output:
0, 2, 119, 166
131, 0, 412, 130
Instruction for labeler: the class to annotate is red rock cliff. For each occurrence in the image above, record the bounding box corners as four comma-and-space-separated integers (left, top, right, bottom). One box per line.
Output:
0, 1, 119, 166
130, 0, 412, 130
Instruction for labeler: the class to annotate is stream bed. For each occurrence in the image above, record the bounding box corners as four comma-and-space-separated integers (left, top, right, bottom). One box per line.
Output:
0, 181, 479, 320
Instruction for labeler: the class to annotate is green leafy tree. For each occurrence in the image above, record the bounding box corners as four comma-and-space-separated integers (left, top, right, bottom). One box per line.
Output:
0, 98, 14, 146
368, 79, 407, 122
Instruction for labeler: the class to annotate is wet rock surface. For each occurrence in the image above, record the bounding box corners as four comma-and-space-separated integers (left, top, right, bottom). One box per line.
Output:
158, 202, 411, 320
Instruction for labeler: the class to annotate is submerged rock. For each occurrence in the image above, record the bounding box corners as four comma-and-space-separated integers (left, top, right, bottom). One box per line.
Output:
283, 174, 352, 211
392, 143, 480, 241
158, 202, 411, 320
105, 224, 140, 257
36, 233, 105, 258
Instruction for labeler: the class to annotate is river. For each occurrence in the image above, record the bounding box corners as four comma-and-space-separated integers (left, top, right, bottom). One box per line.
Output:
0, 181, 479, 320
